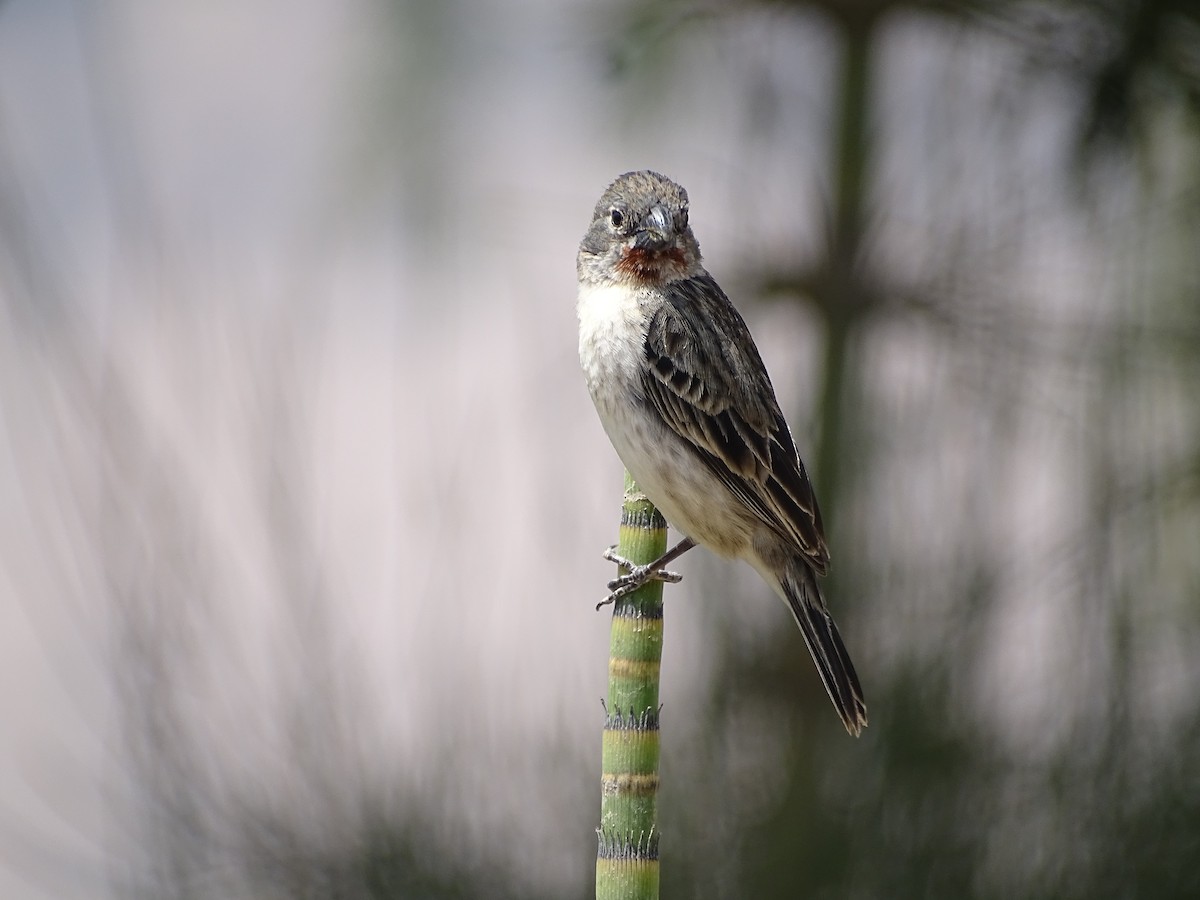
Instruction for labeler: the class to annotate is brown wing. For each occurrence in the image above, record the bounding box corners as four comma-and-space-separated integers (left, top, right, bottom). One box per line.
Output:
641, 275, 830, 573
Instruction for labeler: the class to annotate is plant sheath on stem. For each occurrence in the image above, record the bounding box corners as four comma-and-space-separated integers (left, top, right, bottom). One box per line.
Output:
596, 471, 669, 900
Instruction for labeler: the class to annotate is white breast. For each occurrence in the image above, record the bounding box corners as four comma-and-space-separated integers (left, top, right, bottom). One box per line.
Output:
576, 282, 648, 397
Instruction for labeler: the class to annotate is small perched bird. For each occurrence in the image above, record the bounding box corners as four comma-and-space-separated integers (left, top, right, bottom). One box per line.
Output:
577, 170, 866, 735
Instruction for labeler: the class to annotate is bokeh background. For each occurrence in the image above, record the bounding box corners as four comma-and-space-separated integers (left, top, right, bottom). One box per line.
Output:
2, 0, 1199, 897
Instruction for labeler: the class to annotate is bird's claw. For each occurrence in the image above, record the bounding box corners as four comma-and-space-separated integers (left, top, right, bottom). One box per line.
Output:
606, 566, 684, 591
595, 546, 684, 610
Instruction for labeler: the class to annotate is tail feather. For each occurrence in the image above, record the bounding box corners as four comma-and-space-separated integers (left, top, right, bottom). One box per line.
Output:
780, 562, 867, 736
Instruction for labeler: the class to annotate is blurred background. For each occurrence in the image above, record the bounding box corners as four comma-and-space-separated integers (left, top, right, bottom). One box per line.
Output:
2, 0, 1199, 897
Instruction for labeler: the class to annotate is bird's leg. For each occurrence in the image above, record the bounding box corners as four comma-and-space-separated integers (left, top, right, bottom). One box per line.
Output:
596, 538, 697, 609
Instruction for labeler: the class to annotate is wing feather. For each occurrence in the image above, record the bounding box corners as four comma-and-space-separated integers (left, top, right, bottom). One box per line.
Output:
641, 275, 830, 573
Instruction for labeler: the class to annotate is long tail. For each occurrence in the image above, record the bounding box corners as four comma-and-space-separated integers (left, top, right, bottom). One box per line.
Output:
779, 561, 867, 736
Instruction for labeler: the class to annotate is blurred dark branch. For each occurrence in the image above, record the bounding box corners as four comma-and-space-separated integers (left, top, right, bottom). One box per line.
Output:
810, 10, 880, 527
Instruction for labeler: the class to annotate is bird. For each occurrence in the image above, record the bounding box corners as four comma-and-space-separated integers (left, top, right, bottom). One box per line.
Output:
576, 170, 866, 735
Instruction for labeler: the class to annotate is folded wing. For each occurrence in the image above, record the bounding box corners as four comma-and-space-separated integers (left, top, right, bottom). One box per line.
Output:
641, 275, 830, 574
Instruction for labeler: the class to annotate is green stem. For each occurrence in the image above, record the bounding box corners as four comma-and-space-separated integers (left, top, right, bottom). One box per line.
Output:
596, 471, 667, 900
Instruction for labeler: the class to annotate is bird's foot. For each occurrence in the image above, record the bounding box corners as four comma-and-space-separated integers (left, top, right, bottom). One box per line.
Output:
595, 545, 683, 610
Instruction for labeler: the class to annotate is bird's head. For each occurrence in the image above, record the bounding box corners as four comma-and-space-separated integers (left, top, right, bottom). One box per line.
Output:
578, 170, 703, 287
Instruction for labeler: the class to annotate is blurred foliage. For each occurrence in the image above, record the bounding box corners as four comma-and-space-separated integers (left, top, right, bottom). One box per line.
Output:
969, 0, 1200, 167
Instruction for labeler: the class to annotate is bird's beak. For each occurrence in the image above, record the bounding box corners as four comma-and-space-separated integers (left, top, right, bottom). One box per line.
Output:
633, 205, 673, 251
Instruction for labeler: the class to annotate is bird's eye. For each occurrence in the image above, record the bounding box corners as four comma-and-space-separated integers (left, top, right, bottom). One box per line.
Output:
679, 207, 689, 228
608, 207, 625, 229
